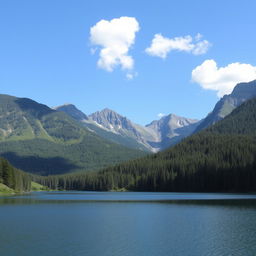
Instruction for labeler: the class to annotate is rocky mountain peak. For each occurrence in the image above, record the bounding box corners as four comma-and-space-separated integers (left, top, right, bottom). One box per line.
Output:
231, 80, 256, 98
89, 109, 133, 131
195, 79, 256, 132
54, 104, 88, 121
55, 104, 201, 152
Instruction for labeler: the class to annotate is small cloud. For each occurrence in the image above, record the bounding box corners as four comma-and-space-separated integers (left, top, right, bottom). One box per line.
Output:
157, 113, 166, 118
145, 33, 211, 59
126, 72, 138, 80
126, 73, 134, 80
191, 59, 256, 97
90, 16, 140, 75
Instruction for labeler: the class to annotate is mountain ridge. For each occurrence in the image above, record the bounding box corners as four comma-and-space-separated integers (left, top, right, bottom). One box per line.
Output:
0, 94, 146, 175
46, 96, 256, 192
195, 80, 256, 132
55, 104, 200, 152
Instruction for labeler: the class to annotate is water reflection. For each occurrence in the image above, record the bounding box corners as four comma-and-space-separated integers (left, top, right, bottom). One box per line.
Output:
0, 192, 256, 256
1, 191, 256, 209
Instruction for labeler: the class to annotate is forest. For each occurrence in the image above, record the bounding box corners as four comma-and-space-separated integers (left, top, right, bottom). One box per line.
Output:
0, 157, 31, 192
32, 98, 256, 192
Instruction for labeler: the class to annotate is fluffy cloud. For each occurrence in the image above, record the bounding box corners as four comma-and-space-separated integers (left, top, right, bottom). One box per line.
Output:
90, 17, 140, 73
145, 33, 210, 59
191, 59, 256, 97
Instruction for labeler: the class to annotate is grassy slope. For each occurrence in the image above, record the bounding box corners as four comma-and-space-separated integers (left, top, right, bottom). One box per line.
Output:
31, 181, 49, 191
0, 182, 48, 194
0, 94, 147, 175
0, 183, 14, 194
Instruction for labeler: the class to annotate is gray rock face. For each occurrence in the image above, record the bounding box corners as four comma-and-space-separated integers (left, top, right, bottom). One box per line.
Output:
54, 104, 89, 121
195, 80, 256, 132
89, 109, 199, 152
89, 108, 139, 136
89, 108, 153, 150
56, 107, 200, 152
146, 114, 199, 149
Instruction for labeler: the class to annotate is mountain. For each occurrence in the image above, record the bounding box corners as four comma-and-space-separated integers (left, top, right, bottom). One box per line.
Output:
54, 104, 89, 121
88, 108, 199, 152
145, 114, 199, 149
195, 80, 256, 132
46, 97, 256, 192
55, 105, 151, 151
56, 105, 200, 152
55, 80, 256, 152
0, 94, 146, 175
89, 108, 156, 150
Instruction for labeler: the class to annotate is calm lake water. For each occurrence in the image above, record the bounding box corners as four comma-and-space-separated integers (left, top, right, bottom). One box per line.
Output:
1, 191, 256, 256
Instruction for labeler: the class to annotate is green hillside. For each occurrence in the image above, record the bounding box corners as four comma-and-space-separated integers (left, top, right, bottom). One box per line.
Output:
39, 97, 256, 192
0, 94, 146, 175
0, 183, 14, 194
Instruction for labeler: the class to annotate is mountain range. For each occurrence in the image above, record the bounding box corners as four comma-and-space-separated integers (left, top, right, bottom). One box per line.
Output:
0, 94, 146, 175
39, 95, 256, 192
55, 105, 199, 152
55, 79, 256, 152
0, 79, 255, 177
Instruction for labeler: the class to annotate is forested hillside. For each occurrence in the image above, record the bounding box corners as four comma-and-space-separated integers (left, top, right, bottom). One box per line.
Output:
0, 94, 146, 175
0, 158, 31, 192
36, 97, 256, 192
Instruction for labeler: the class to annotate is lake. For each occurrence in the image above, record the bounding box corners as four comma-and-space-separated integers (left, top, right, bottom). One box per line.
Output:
0, 191, 256, 256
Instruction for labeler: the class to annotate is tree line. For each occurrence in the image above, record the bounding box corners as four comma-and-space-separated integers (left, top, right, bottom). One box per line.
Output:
0, 157, 31, 191
32, 133, 256, 192
33, 98, 256, 192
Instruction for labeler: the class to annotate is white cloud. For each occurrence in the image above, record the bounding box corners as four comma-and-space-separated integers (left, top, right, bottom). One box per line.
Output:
90, 17, 140, 73
126, 72, 138, 80
145, 33, 210, 59
157, 113, 166, 118
191, 59, 256, 97
126, 73, 134, 80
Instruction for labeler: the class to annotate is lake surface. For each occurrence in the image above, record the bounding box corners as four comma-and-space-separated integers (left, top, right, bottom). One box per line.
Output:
1, 191, 256, 256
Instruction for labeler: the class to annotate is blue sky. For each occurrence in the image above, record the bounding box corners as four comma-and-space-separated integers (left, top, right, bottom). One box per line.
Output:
0, 0, 256, 125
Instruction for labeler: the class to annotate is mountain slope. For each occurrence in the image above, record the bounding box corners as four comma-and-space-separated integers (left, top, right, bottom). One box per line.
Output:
89, 108, 155, 150
55, 105, 151, 151
46, 97, 256, 192
195, 80, 256, 132
0, 94, 146, 175
145, 114, 199, 149
55, 105, 200, 152
54, 104, 89, 121
89, 108, 199, 151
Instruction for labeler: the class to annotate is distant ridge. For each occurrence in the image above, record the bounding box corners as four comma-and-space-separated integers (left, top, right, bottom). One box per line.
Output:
56, 105, 200, 152
54, 104, 89, 121
0, 94, 146, 175
195, 80, 256, 132
51, 96, 256, 192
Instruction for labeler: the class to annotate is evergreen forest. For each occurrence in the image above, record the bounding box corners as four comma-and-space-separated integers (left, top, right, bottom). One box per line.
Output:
33, 98, 256, 192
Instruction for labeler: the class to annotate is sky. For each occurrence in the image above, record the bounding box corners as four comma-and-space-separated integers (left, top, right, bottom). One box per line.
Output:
0, 0, 256, 125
